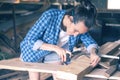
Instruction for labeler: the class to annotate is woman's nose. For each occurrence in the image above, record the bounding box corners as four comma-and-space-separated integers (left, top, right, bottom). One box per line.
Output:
74, 32, 79, 37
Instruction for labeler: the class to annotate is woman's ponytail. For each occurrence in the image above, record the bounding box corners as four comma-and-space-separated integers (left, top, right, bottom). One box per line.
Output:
80, 0, 97, 16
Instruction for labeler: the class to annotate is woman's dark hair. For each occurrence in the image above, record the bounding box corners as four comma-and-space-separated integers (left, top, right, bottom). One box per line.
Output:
66, 0, 97, 28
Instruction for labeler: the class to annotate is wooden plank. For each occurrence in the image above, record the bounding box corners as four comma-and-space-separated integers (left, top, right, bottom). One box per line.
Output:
8, 72, 28, 80
40, 73, 52, 80
98, 42, 120, 68
107, 50, 120, 66
99, 42, 120, 55
85, 69, 120, 79
0, 3, 50, 32
8, 72, 51, 80
56, 55, 92, 80
0, 10, 28, 14
0, 72, 20, 80
85, 69, 108, 79
99, 51, 120, 70
9, 76, 28, 80
99, 62, 109, 69
0, 58, 61, 74
109, 71, 120, 80
105, 65, 117, 77
99, 42, 112, 51
0, 0, 20, 3
0, 55, 92, 80
21, 0, 40, 2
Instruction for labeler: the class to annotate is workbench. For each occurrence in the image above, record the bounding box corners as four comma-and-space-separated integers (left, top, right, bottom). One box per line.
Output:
0, 41, 120, 80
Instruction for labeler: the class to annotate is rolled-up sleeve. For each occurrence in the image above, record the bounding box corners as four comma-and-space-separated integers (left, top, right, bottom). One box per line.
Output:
33, 40, 44, 50
79, 32, 98, 53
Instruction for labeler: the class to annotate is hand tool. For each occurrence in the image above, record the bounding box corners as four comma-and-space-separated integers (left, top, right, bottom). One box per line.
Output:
99, 54, 120, 71
64, 53, 71, 65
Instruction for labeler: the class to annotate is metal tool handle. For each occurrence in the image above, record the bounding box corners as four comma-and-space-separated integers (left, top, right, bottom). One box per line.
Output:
100, 54, 119, 60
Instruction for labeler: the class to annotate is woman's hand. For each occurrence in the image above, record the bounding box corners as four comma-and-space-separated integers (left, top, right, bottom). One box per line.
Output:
90, 53, 101, 67
40, 43, 71, 62
90, 48, 101, 67
54, 46, 72, 62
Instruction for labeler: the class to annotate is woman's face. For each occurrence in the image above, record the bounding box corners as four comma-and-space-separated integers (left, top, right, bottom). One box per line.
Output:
66, 16, 88, 36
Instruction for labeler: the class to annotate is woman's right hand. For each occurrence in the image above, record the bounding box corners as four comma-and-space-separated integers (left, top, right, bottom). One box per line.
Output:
54, 46, 71, 62
40, 43, 71, 62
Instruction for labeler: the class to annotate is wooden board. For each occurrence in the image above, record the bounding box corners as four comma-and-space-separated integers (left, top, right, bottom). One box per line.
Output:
99, 42, 120, 55
7, 72, 28, 80
85, 69, 120, 79
0, 10, 28, 14
85, 69, 108, 79
8, 72, 51, 80
99, 62, 109, 69
0, 0, 20, 3
0, 58, 61, 74
107, 50, 120, 66
0, 55, 92, 80
57, 55, 92, 80
40, 73, 52, 80
98, 42, 120, 68
109, 71, 120, 80
0, 72, 20, 80
105, 65, 117, 77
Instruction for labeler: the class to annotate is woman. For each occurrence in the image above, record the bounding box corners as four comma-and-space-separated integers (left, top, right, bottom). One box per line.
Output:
20, 0, 100, 80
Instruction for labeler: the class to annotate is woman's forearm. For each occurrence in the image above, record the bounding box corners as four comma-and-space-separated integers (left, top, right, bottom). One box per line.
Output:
40, 43, 59, 52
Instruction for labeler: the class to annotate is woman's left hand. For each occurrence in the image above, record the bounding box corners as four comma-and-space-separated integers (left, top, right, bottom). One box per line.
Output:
90, 53, 101, 67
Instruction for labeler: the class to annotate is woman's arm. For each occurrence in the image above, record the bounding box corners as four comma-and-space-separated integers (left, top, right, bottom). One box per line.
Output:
79, 32, 98, 53
25, 11, 51, 50
78, 32, 100, 67
40, 43, 71, 62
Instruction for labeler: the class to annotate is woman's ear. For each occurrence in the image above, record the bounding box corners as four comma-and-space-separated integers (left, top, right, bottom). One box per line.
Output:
69, 16, 73, 22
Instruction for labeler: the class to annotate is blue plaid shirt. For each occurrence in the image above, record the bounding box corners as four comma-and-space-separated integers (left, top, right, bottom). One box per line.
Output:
20, 9, 98, 62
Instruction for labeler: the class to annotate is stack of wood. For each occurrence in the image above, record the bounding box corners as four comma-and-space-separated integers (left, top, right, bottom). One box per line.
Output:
85, 40, 120, 80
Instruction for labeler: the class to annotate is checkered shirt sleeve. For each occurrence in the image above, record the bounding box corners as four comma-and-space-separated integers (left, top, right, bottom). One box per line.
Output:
79, 32, 98, 53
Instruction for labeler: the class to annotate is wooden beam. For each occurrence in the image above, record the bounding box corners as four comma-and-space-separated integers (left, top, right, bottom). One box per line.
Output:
0, 55, 92, 80
0, 58, 61, 74
109, 71, 120, 80
85, 69, 108, 79
99, 62, 109, 69
40, 73, 52, 80
99, 50, 120, 68
8, 71, 28, 80
0, 4, 50, 32
8, 72, 51, 80
56, 55, 92, 80
21, 0, 40, 2
99, 42, 120, 56
107, 50, 120, 66
105, 65, 117, 77
85, 69, 120, 79
98, 42, 120, 68
0, 0, 20, 3
0, 72, 20, 80
0, 10, 28, 14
